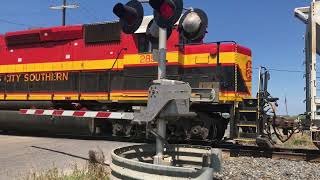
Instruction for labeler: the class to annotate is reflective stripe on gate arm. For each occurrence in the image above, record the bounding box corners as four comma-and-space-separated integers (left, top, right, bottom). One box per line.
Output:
19, 109, 134, 120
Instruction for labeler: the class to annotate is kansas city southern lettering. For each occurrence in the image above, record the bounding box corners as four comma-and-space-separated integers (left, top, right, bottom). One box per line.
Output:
0, 72, 68, 83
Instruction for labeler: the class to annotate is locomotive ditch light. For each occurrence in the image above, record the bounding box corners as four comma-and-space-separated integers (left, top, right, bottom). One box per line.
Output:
113, 0, 144, 34
149, 0, 183, 29
179, 8, 208, 41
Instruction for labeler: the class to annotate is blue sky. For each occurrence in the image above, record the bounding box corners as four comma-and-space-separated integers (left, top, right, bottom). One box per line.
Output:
0, 0, 312, 115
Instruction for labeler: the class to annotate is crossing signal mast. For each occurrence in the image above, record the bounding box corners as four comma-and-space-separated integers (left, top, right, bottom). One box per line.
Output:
113, 0, 209, 165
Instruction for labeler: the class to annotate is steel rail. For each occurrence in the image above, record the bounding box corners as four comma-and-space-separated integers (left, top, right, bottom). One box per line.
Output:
218, 144, 320, 163
2, 131, 319, 162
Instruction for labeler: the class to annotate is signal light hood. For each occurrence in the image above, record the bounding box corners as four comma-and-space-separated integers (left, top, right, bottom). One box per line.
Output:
113, 0, 144, 34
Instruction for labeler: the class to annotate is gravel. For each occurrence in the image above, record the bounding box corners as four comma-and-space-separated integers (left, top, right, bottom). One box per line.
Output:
214, 157, 320, 180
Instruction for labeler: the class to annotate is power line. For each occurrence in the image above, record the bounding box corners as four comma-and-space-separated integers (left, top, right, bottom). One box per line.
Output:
268, 68, 303, 73
0, 18, 37, 28
253, 67, 303, 73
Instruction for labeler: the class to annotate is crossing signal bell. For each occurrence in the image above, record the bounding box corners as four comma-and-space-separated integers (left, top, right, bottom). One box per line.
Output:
113, 0, 144, 34
179, 8, 208, 41
149, 0, 183, 29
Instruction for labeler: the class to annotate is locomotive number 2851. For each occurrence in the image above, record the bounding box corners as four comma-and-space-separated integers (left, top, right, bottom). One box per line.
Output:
140, 54, 155, 63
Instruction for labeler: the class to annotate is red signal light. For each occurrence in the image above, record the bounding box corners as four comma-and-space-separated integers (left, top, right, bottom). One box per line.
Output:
159, 1, 174, 19
149, 0, 183, 29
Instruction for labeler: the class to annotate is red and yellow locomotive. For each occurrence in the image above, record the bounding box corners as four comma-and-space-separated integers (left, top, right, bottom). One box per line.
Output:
0, 17, 253, 141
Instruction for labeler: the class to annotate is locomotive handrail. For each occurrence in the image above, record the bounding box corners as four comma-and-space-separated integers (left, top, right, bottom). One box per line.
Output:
106, 47, 128, 71
174, 40, 237, 47
176, 41, 237, 67
106, 47, 128, 100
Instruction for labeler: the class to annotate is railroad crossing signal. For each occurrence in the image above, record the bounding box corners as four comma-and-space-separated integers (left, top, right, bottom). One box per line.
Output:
113, 0, 144, 34
112, 0, 211, 167
149, 0, 183, 29
179, 8, 208, 41
113, 0, 208, 42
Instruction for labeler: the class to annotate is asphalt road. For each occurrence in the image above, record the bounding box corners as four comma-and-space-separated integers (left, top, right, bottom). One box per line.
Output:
0, 134, 136, 180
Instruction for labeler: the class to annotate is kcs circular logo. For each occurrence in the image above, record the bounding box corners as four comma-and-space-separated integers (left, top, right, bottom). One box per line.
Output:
246, 61, 252, 80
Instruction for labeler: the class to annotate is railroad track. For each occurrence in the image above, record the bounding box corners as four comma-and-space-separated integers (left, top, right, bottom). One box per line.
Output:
218, 144, 320, 162
2, 131, 320, 162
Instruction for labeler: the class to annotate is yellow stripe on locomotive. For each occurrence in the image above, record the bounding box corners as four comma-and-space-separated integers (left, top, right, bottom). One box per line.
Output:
0, 21, 252, 104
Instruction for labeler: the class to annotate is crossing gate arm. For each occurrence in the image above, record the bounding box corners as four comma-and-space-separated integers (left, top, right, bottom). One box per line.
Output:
19, 109, 134, 120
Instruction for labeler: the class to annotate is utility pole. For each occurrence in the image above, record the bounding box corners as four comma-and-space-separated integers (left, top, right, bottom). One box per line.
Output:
50, 0, 79, 26
62, 0, 67, 26
285, 95, 288, 116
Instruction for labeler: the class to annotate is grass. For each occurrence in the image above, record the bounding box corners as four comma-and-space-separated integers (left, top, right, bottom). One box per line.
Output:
25, 149, 110, 180
276, 131, 317, 149
25, 163, 110, 180
23, 132, 318, 179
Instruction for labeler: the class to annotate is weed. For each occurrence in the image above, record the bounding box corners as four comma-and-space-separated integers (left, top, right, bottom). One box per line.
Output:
25, 149, 109, 180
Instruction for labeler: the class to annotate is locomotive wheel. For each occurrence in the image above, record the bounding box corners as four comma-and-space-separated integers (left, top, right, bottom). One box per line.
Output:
190, 125, 209, 140
214, 119, 227, 141
208, 123, 225, 142
112, 121, 132, 137
208, 125, 217, 141
198, 112, 227, 141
